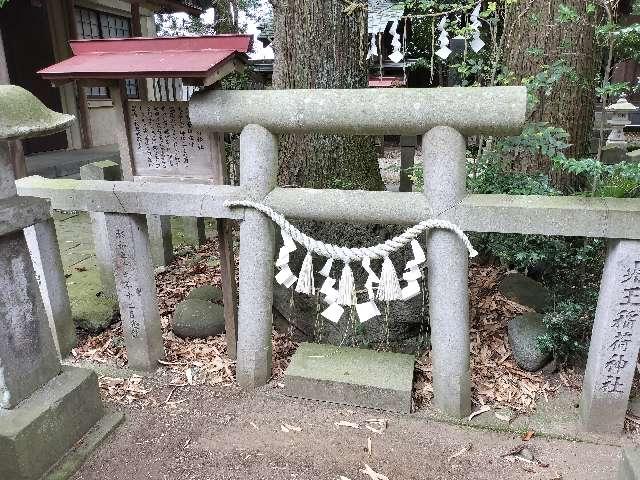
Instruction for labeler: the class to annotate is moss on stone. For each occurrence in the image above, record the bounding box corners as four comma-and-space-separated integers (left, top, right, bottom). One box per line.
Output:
0, 85, 74, 140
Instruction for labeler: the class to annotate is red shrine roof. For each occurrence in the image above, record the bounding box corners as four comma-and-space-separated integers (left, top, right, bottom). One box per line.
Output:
38, 35, 253, 82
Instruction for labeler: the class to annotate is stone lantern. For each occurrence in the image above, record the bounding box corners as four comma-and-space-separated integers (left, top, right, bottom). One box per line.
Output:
0, 85, 112, 480
606, 94, 638, 147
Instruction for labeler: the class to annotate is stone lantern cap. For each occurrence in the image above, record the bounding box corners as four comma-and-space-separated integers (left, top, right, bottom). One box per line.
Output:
606, 95, 638, 113
0, 85, 74, 141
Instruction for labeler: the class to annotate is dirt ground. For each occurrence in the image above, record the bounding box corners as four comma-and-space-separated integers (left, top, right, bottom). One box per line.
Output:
73, 376, 621, 480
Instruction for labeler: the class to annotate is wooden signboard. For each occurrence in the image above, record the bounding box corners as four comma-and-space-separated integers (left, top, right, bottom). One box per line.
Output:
127, 101, 224, 183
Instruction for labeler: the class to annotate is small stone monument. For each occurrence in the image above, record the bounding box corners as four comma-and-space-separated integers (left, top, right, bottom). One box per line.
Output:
607, 95, 637, 147
0, 85, 109, 480
602, 95, 638, 165
581, 239, 640, 432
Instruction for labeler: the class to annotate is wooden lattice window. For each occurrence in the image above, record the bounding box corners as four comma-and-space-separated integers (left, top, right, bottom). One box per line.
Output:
74, 7, 139, 99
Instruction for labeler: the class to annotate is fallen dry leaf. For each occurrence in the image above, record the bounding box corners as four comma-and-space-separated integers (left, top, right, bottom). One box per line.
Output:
360, 463, 389, 480
335, 421, 360, 429
521, 430, 535, 442
447, 443, 473, 462
283, 423, 302, 432
413, 265, 560, 414
468, 405, 491, 421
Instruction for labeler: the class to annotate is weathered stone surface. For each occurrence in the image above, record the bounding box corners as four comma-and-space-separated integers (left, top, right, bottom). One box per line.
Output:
181, 217, 207, 246
0, 231, 61, 409
0, 85, 74, 141
173, 299, 225, 338
24, 218, 77, 358
147, 214, 174, 267
0, 195, 50, 236
72, 294, 118, 333
190, 87, 528, 137
618, 449, 640, 480
284, 342, 415, 413
0, 366, 104, 480
79, 160, 121, 182
18, 175, 640, 241
105, 213, 165, 371
424, 126, 470, 418
499, 272, 552, 313
508, 313, 552, 372
186, 285, 223, 303
81, 161, 121, 300
581, 239, 640, 433
602, 144, 627, 165
236, 125, 278, 388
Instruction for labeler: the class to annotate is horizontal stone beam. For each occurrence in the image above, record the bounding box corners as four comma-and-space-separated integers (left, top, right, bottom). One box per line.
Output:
17, 177, 640, 240
189, 87, 527, 136
0, 196, 51, 236
265, 187, 640, 239
16, 176, 246, 220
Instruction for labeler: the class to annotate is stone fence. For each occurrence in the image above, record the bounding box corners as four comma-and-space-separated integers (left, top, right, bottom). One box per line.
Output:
14, 86, 640, 433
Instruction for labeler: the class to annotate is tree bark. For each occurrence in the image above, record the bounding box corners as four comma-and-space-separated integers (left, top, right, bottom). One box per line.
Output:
271, 0, 384, 190
502, 0, 601, 190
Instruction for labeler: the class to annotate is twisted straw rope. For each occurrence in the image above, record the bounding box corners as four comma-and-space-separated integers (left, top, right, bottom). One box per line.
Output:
225, 200, 478, 262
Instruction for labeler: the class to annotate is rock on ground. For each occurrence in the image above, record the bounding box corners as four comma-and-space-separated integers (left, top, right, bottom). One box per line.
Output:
498, 272, 552, 313
172, 299, 225, 338
186, 285, 223, 303
508, 312, 552, 372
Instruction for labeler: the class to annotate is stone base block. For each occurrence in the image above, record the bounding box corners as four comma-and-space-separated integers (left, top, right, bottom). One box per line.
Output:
283, 342, 415, 413
619, 449, 640, 480
0, 366, 105, 480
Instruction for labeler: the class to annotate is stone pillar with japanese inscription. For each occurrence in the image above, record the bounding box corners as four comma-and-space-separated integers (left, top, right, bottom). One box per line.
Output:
581, 239, 640, 432
105, 213, 165, 370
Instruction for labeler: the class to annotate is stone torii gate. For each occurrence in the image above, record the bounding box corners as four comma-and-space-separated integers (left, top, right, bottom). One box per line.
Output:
16, 86, 640, 433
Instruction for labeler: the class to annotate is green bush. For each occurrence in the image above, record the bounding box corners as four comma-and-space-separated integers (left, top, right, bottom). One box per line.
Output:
538, 298, 597, 363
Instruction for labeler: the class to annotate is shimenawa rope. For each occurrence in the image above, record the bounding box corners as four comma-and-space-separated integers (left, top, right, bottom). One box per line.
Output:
223, 200, 478, 261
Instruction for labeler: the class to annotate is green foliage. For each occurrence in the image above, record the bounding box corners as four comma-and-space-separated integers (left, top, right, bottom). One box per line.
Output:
537, 299, 595, 362
595, 81, 639, 99
494, 122, 571, 163
596, 22, 640, 63
0, 0, 8, 7
553, 157, 640, 198
556, 4, 579, 24
522, 60, 580, 110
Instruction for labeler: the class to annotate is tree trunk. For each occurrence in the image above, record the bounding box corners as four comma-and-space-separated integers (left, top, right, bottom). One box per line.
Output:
271, 0, 384, 190
268, 1, 422, 351
502, 1, 601, 190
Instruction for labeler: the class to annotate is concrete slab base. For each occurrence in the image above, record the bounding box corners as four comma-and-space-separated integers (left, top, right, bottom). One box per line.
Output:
283, 342, 415, 413
0, 366, 106, 480
44, 410, 124, 480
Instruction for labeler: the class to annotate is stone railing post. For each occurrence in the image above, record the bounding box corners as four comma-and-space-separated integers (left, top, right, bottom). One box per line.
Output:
147, 214, 174, 267
79, 160, 121, 298
581, 239, 640, 432
399, 135, 416, 192
423, 126, 471, 417
236, 124, 278, 387
104, 212, 165, 370
24, 218, 77, 358
182, 216, 207, 246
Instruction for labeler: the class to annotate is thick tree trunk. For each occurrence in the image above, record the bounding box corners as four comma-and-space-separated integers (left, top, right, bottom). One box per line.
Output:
503, 0, 600, 190
271, 0, 384, 190
268, 1, 422, 351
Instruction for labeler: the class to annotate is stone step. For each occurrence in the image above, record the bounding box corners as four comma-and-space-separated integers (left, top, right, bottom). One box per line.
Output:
283, 342, 415, 413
